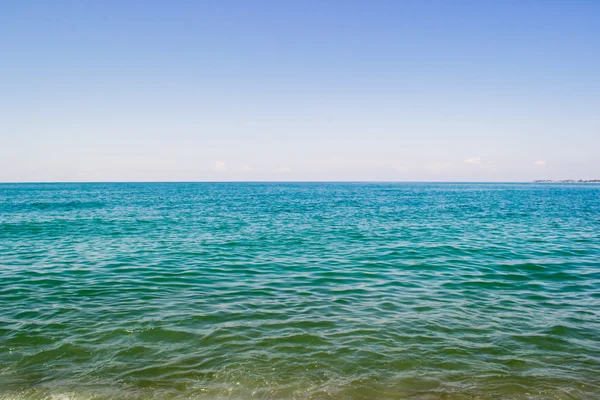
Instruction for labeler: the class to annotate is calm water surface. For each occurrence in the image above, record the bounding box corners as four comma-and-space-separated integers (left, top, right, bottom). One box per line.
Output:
0, 183, 599, 400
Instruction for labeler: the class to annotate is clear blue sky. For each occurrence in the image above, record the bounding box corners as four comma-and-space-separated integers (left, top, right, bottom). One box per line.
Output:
1, 0, 599, 181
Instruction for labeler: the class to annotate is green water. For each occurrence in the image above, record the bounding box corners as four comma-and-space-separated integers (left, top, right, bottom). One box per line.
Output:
1, 183, 599, 399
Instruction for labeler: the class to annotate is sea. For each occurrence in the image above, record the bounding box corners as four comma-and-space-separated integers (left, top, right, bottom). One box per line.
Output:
0, 182, 599, 400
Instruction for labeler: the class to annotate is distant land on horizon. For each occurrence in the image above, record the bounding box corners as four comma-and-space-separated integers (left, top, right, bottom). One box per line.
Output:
534, 179, 600, 183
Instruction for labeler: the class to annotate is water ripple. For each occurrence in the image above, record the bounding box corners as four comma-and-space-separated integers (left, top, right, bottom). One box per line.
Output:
1, 183, 599, 399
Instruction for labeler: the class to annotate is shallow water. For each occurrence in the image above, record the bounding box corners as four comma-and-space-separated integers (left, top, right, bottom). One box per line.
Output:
1, 183, 599, 399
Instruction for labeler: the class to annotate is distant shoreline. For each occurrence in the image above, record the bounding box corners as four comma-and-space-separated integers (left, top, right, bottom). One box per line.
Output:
534, 179, 600, 183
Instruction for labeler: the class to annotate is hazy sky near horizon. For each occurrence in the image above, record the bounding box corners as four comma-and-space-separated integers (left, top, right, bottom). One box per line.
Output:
1, 0, 599, 182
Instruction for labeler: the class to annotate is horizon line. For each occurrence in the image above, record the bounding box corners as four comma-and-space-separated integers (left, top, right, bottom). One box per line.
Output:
0, 180, 554, 184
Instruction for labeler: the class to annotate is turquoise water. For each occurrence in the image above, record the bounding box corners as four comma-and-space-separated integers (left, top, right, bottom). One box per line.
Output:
1, 183, 599, 400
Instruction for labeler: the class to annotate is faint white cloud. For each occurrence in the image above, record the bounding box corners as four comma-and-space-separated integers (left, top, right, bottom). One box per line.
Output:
464, 157, 483, 164
464, 157, 495, 165
213, 161, 226, 171
429, 161, 452, 174
274, 167, 291, 173
240, 165, 252, 172
534, 160, 546, 166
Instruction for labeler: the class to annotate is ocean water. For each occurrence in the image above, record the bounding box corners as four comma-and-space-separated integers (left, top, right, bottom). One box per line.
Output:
0, 182, 599, 400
